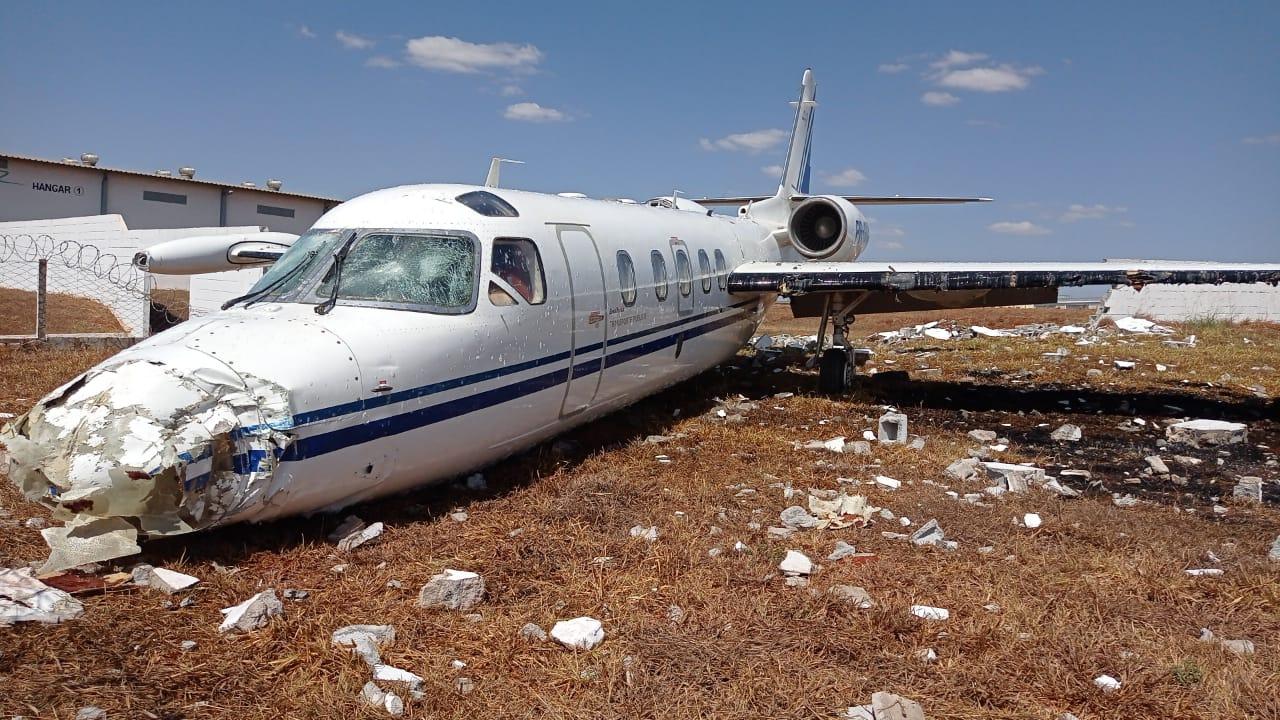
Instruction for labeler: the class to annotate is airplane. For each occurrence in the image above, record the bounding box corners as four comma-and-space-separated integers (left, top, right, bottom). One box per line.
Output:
4, 69, 1279, 572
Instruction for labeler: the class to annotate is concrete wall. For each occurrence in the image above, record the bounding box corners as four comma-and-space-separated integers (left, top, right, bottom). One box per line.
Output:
189, 267, 265, 318
1103, 284, 1280, 322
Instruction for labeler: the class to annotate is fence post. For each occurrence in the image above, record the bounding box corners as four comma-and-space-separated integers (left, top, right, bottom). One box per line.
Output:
36, 258, 48, 340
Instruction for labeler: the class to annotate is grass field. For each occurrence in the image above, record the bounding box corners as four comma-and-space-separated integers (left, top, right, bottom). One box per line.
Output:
1, 305, 1277, 719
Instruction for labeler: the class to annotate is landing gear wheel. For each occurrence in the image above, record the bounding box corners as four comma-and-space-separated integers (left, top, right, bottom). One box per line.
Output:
818, 348, 853, 395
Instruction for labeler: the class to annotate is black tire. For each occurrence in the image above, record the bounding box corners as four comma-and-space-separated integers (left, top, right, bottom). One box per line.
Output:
818, 348, 851, 394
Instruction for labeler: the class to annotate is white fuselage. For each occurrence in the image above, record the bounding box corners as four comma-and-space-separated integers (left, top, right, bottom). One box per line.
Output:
10, 184, 786, 534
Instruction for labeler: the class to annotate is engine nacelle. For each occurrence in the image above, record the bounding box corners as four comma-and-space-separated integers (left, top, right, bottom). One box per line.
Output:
786, 195, 870, 261
133, 232, 298, 275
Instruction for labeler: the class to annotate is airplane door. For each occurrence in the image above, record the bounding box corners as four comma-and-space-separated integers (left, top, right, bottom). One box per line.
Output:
556, 225, 607, 416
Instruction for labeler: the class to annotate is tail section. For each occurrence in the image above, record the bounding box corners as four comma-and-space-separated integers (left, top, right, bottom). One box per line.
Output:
779, 68, 817, 197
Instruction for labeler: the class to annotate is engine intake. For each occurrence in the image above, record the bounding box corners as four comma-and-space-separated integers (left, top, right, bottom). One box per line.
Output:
787, 196, 849, 259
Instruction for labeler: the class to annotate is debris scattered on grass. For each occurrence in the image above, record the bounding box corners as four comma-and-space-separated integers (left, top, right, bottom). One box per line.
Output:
333, 624, 396, 667
779, 550, 814, 576
1023, 513, 1042, 529
1093, 674, 1122, 692
416, 569, 485, 611
520, 622, 547, 642
874, 475, 901, 490
1184, 568, 1224, 577
0, 567, 84, 625
148, 567, 199, 595
1050, 424, 1082, 442
909, 605, 949, 621
798, 436, 846, 453
945, 457, 981, 482
1166, 419, 1247, 447
629, 525, 660, 541
75, 706, 106, 720
877, 412, 908, 443
550, 616, 604, 650
828, 584, 874, 609
218, 590, 282, 633
1232, 477, 1263, 503
828, 540, 858, 561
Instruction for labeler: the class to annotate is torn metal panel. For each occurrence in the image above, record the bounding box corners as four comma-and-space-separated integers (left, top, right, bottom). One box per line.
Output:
728, 260, 1280, 296
1, 350, 294, 570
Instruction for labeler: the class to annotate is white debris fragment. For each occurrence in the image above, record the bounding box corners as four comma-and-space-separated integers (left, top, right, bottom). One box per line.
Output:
779, 550, 814, 576
382, 692, 405, 717
218, 590, 283, 633
0, 567, 84, 625
333, 624, 396, 667
1113, 494, 1140, 508
1093, 674, 1122, 692
416, 569, 485, 610
971, 326, 1011, 338
149, 567, 200, 594
779, 506, 820, 530
39, 516, 141, 574
1166, 419, 1248, 447
373, 663, 425, 689
909, 519, 947, 548
1043, 479, 1081, 498
1218, 638, 1256, 656
1144, 456, 1170, 475
798, 436, 846, 453
1050, 424, 1082, 442
981, 462, 1045, 492
874, 475, 901, 490
733, 541, 750, 554
877, 413, 908, 443
1113, 360, 1136, 370
968, 429, 998, 443
1185, 568, 1224, 577
550, 616, 605, 650
945, 457, 981, 482
361, 681, 387, 709
1232, 477, 1263, 503
828, 541, 858, 561
909, 605, 949, 621
337, 522, 384, 552
923, 327, 952, 341
1270, 535, 1280, 563
75, 707, 106, 720
520, 622, 547, 642
180, 640, 197, 651
1023, 513, 1042, 529
24, 516, 46, 529
1114, 316, 1173, 334
914, 648, 938, 663
629, 525, 660, 542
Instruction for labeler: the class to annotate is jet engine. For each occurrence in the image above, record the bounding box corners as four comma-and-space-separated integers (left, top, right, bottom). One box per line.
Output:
133, 232, 298, 275
786, 196, 870, 261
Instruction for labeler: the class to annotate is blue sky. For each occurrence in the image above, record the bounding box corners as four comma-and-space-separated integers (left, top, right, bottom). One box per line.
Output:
2, 1, 1277, 264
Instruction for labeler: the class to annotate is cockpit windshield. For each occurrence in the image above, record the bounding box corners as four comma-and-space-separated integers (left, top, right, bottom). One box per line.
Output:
239, 229, 479, 313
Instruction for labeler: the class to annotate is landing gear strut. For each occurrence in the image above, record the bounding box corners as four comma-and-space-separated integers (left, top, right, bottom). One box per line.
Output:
813, 294, 866, 395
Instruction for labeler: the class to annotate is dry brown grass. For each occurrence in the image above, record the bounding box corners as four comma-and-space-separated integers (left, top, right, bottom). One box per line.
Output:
1, 307, 1277, 719
0, 288, 125, 335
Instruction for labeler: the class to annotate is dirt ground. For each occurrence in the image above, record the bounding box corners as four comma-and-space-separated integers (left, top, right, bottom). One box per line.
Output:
1, 306, 1277, 719
0, 288, 125, 335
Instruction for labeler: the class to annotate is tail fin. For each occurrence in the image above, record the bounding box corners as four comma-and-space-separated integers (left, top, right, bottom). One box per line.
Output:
778, 68, 817, 197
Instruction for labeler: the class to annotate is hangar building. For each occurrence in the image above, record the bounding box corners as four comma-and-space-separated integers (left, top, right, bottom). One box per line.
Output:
0, 152, 341, 235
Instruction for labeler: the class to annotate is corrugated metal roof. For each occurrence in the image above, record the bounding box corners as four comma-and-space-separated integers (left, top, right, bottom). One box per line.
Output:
2, 151, 343, 204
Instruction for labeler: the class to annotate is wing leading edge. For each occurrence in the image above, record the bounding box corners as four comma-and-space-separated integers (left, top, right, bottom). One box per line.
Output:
696, 195, 991, 206
727, 260, 1280, 295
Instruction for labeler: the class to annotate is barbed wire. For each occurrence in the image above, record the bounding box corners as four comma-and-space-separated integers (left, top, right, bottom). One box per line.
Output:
0, 233, 190, 331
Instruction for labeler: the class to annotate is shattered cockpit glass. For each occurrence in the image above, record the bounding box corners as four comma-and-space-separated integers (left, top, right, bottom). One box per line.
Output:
310, 233, 477, 310
242, 229, 345, 302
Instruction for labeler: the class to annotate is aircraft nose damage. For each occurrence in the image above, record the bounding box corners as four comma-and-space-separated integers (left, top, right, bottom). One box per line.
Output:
1, 353, 293, 573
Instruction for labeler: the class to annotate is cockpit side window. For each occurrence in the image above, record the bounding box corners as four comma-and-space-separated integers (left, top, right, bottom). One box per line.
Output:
490, 238, 546, 305
311, 232, 478, 312
455, 191, 519, 217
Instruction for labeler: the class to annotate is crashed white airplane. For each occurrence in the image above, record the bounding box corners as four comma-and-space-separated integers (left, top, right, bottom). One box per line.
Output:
4, 69, 1279, 571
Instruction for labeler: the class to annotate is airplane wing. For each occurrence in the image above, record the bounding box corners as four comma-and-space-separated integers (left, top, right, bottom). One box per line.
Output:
727, 260, 1280, 317
695, 195, 991, 206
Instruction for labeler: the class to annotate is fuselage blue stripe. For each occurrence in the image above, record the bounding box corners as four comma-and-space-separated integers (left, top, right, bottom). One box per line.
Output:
277, 301, 754, 460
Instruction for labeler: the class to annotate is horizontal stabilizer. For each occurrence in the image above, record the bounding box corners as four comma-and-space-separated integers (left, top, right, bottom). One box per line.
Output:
695, 195, 991, 206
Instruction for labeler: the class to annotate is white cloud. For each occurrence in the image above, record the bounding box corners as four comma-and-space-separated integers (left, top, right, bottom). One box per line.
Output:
921, 91, 960, 107
930, 50, 988, 70
988, 221, 1050, 236
761, 164, 784, 176
298, 25, 316, 39
878, 62, 909, 74
822, 168, 868, 188
503, 102, 569, 122
500, 84, 524, 97
405, 36, 542, 74
1242, 133, 1280, 145
937, 64, 1044, 92
1060, 203, 1127, 222
335, 30, 374, 50
698, 128, 788, 153
365, 56, 400, 69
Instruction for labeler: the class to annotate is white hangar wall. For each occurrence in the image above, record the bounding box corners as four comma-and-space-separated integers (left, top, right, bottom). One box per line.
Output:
1103, 284, 1280, 322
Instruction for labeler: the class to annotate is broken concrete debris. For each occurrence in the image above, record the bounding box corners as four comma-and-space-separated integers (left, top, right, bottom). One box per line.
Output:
416, 569, 485, 611
147, 566, 199, 595
842, 691, 927, 720
74, 707, 106, 720
874, 475, 901, 490
520, 622, 547, 642
333, 624, 396, 667
877, 412, 908, 443
1198, 628, 1256, 656
908, 519, 952, 549
1023, 513, 1042, 529
779, 550, 814, 576
945, 457, 981, 482
1166, 419, 1247, 448
981, 462, 1045, 492
828, 540, 858, 561
1270, 535, 1280, 563
909, 605, 949, 621
968, 429, 998, 443
551, 616, 605, 650
1050, 424, 1082, 442
1144, 456, 1170, 475
629, 525, 660, 541
1232, 477, 1263, 503
829, 584, 875, 609
329, 515, 384, 553
1114, 316, 1173, 334
0, 567, 85, 625
1043, 479, 1081, 498
780, 506, 820, 530
798, 436, 846, 453
218, 589, 283, 633
1093, 674, 1122, 692
1113, 494, 1140, 508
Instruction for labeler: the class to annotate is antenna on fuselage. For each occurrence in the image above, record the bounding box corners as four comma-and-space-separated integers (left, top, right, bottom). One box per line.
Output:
485, 157, 525, 188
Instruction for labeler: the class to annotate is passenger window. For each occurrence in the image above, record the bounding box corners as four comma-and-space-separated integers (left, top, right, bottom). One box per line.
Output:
313, 233, 476, 311
714, 249, 727, 290
675, 249, 692, 297
617, 250, 637, 306
651, 250, 669, 301
698, 249, 712, 293
491, 238, 546, 305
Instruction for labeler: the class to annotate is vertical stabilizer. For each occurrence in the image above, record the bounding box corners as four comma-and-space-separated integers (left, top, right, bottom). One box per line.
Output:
779, 69, 817, 197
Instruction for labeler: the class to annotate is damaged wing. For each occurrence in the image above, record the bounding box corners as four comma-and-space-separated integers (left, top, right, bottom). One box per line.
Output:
728, 260, 1280, 317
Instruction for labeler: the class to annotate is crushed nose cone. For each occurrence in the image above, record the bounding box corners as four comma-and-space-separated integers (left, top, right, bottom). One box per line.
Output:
1, 351, 293, 570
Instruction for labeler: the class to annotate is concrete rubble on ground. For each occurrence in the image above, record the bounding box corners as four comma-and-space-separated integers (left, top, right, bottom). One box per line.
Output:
945, 458, 981, 482
908, 519, 956, 550
416, 569, 485, 611
629, 525, 660, 541
550, 616, 605, 650
218, 589, 282, 633
1232, 477, 1263, 503
1050, 424, 1082, 442
1093, 674, 1122, 692
842, 691, 926, 720
1166, 419, 1248, 448
520, 622, 547, 641
1198, 628, 1256, 656
0, 567, 85, 625
828, 540, 858, 561
909, 605, 949, 621
75, 707, 106, 720
1270, 535, 1280, 563
829, 584, 875, 609
333, 624, 397, 667
329, 515, 385, 552
779, 550, 814, 576
981, 462, 1046, 493
877, 412, 908, 443
146, 566, 199, 594
797, 436, 846, 453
